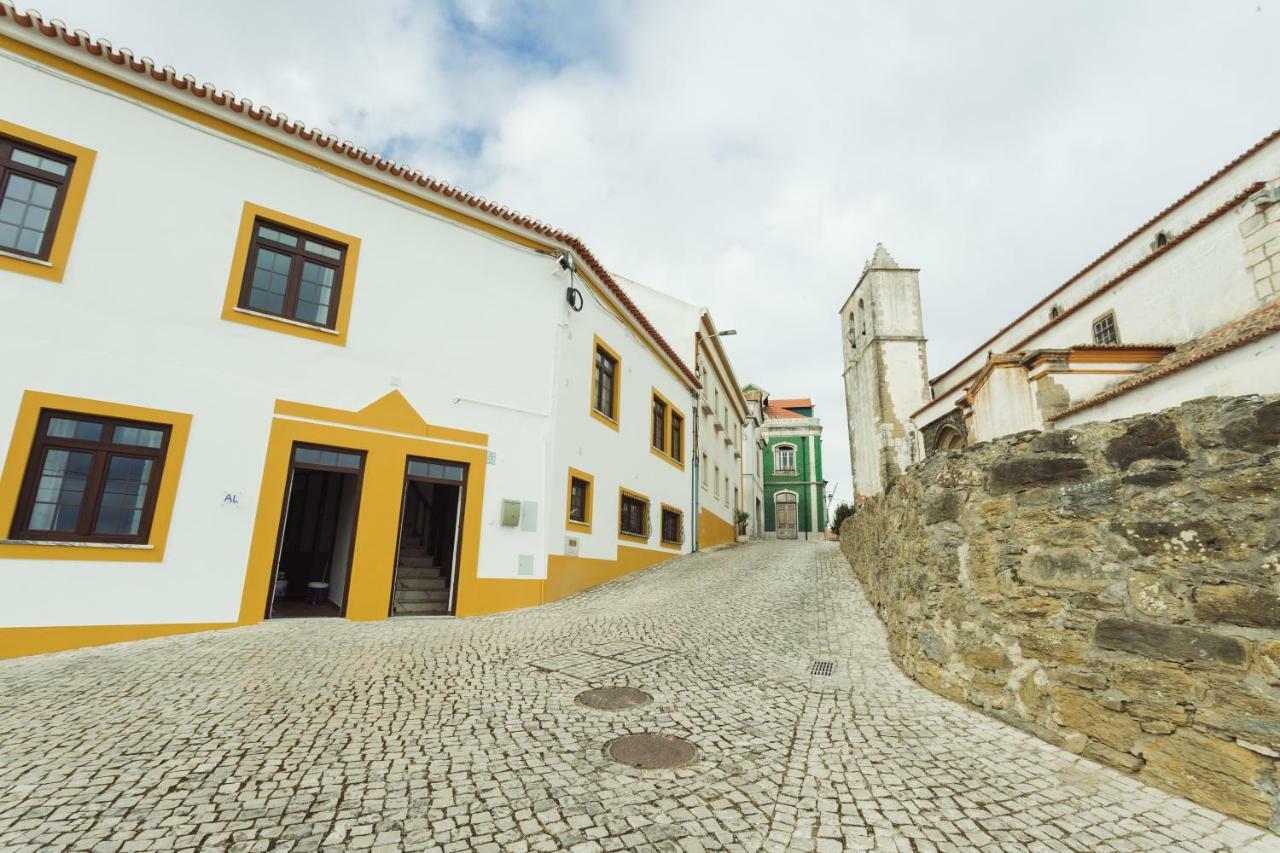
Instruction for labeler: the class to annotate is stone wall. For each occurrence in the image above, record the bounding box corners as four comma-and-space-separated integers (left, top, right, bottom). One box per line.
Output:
839, 394, 1280, 831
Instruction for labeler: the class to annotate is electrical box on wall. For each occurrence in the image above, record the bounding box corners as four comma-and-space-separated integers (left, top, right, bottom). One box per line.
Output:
564, 536, 580, 556
517, 554, 535, 576
500, 499, 522, 527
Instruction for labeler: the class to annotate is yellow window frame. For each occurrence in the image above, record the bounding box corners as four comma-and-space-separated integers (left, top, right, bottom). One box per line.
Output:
221, 202, 361, 346
0, 119, 96, 283
649, 387, 686, 470
0, 390, 192, 562
565, 467, 594, 534
589, 335, 622, 430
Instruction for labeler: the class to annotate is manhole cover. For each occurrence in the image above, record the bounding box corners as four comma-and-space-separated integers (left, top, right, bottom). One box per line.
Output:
576, 686, 653, 710
606, 733, 698, 769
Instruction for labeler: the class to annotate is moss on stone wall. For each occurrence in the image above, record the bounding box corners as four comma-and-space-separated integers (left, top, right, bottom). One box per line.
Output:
840, 394, 1280, 832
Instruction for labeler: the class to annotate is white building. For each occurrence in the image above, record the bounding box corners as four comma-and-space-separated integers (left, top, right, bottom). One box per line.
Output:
0, 9, 704, 658
614, 276, 748, 548
842, 127, 1280, 497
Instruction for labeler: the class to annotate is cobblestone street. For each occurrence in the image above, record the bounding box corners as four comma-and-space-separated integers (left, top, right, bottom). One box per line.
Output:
1, 542, 1275, 852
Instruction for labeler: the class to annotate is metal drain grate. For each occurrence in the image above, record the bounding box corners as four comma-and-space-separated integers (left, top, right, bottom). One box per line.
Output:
809, 659, 834, 677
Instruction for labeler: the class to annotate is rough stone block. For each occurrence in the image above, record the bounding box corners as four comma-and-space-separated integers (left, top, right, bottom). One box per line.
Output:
988, 456, 1089, 493
1112, 659, 1196, 702
923, 489, 965, 525
1108, 520, 1221, 557
1093, 618, 1246, 667
1119, 467, 1183, 487
1193, 584, 1280, 628
1195, 677, 1280, 750
1221, 400, 1280, 452
964, 646, 1011, 671
1104, 415, 1188, 471
1019, 549, 1107, 592
1126, 574, 1183, 619
1029, 430, 1080, 454
1139, 728, 1275, 826
1052, 687, 1142, 752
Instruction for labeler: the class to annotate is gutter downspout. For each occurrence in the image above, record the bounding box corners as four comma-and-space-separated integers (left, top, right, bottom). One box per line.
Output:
691, 389, 700, 552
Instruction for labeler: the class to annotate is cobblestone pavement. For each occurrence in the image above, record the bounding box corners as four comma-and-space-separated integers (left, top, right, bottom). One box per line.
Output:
2, 542, 1277, 853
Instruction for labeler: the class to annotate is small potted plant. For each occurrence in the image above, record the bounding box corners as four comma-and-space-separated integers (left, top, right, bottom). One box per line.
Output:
735, 510, 750, 541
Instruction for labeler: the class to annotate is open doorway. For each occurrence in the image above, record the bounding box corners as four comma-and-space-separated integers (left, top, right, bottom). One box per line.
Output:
266, 444, 364, 619
390, 457, 467, 616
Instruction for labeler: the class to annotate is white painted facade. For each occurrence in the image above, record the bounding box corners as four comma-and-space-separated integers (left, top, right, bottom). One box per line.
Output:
0, 24, 697, 647
843, 130, 1280, 494
615, 277, 747, 547
740, 392, 766, 538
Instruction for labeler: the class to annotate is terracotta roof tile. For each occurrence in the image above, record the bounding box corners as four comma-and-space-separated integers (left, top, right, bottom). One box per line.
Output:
1052, 301, 1280, 421
770, 398, 813, 408
763, 403, 804, 419
0, 4, 701, 388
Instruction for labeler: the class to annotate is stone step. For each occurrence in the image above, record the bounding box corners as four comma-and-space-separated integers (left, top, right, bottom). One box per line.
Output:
394, 588, 449, 604
396, 576, 448, 591
396, 565, 446, 580
392, 601, 450, 616
398, 555, 436, 568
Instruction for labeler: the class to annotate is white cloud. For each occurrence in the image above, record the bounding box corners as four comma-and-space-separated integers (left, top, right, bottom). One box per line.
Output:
37, 0, 1280, 511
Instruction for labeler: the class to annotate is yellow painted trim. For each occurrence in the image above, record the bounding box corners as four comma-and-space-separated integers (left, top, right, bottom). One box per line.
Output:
648, 386, 686, 470
0, 390, 192, 562
273, 392, 487, 447
659, 503, 684, 550
617, 486, 650, 543
220, 202, 361, 346
590, 335, 622, 431
565, 466, 593, 534
698, 506, 737, 549
0, 622, 237, 660
0, 118, 95, 283
545, 544, 673, 603
0, 34, 701, 393
237, 392, 522, 623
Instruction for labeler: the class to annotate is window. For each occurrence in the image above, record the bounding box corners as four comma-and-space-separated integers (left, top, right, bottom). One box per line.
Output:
1092, 311, 1119, 345
0, 135, 75, 261
565, 467, 593, 532
619, 489, 649, 540
701, 453, 708, 485
775, 444, 797, 473
10, 410, 172, 544
724, 476, 729, 502
648, 389, 685, 468
651, 396, 667, 452
1154, 230, 1170, 249
591, 337, 621, 428
1049, 304, 1063, 320
714, 464, 721, 495
237, 218, 346, 329
660, 505, 683, 547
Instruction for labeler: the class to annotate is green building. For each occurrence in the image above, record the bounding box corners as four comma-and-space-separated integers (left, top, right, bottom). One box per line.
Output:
750, 389, 826, 539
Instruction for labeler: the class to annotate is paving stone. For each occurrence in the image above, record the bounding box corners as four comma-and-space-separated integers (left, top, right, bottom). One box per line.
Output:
0, 543, 1272, 852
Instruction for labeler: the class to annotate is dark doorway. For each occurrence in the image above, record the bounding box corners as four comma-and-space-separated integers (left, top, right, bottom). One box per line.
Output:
266, 444, 364, 619
390, 457, 467, 616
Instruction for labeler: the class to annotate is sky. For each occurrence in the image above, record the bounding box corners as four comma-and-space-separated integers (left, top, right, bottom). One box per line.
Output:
36, 0, 1280, 515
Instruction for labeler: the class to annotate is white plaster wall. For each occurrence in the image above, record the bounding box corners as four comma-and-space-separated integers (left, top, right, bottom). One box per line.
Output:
546, 276, 693, 561
696, 343, 743, 530
1056, 336, 1280, 428
969, 367, 1037, 442
929, 137, 1280, 397
0, 51, 684, 627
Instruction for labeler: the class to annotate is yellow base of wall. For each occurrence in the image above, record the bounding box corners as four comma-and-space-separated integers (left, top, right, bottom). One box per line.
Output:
0, 622, 239, 660
698, 507, 737, 549
546, 544, 675, 603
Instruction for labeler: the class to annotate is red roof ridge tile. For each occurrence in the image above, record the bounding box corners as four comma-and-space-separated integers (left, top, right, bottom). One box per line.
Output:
0, 3, 700, 387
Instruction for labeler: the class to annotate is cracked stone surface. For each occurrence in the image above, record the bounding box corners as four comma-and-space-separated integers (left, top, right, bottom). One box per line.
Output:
1, 541, 1276, 852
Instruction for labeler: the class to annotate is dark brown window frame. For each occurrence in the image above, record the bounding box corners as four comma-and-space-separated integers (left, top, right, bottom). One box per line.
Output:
10, 409, 172, 544
660, 506, 683, 545
669, 412, 684, 463
569, 477, 590, 524
619, 491, 649, 539
593, 344, 618, 420
0, 134, 75, 262
651, 395, 667, 452
237, 217, 347, 330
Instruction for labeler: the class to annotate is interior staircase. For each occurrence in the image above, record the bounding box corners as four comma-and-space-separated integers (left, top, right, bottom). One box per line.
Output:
392, 534, 451, 616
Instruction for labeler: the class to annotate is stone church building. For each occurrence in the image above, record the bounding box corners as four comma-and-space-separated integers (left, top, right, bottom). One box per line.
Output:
842, 127, 1280, 499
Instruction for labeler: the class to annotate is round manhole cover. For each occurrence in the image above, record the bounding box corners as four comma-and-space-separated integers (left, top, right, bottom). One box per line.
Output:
576, 687, 653, 710
606, 733, 698, 769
